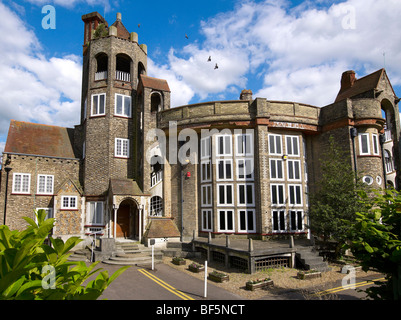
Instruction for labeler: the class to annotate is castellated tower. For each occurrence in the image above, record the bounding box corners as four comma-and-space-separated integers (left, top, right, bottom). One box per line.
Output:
80, 12, 149, 197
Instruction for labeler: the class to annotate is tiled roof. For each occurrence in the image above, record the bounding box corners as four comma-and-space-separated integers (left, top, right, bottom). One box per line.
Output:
144, 218, 180, 238
335, 69, 388, 103
140, 75, 170, 92
4, 120, 78, 159
111, 19, 130, 40
109, 178, 144, 196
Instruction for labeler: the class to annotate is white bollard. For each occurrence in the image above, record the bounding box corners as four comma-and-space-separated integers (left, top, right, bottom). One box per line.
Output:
152, 244, 154, 271
204, 261, 208, 298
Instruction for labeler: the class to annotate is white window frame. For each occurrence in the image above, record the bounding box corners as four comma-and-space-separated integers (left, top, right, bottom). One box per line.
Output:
217, 159, 233, 181
61, 196, 77, 210
87, 201, 104, 225
12, 173, 31, 194
217, 209, 235, 232
287, 159, 301, 181
372, 134, 379, 155
201, 160, 212, 182
272, 209, 287, 233
115, 138, 130, 158
235, 133, 253, 157
200, 136, 211, 159
288, 184, 303, 207
289, 210, 304, 232
91, 93, 106, 116
114, 93, 132, 118
37, 174, 54, 195
237, 209, 256, 233
201, 184, 212, 207
269, 134, 282, 156
286, 135, 300, 157
270, 159, 284, 181
216, 134, 232, 157
150, 196, 163, 216
201, 209, 213, 232
217, 184, 234, 206
237, 158, 254, 180
359, 133, 370, 155
237, 183, 255, 207
271, 184, 285, 206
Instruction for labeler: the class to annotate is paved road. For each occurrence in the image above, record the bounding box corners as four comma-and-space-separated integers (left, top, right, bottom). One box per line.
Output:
99, 262, 244, 300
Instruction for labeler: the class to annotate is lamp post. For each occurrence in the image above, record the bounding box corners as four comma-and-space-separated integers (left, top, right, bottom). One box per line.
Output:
3, 167, 12, 225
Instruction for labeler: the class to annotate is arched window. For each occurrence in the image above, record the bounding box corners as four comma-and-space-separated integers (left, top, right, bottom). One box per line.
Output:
150, 196, 163, 216
95, 53, 108, 80
116, 54, 131, 82
384, 149, 394, 173
151, 92, 162, 113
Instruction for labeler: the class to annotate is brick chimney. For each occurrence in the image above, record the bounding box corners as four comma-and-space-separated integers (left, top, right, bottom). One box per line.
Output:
240, 89, 253, 101
340, 70, 356, 92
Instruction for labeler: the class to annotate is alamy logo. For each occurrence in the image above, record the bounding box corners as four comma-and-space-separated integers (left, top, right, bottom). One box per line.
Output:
41, 265, 56, 289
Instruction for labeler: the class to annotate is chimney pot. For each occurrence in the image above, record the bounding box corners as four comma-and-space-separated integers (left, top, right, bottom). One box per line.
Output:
116, 12, 122, 21
240, 89, 253, 101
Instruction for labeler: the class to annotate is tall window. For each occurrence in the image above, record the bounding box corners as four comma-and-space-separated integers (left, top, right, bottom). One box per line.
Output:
37, 174, 54, 195
88, 202, 103, 225
286, 135, 300, 156
200, 136, 211, 159
359, 133, 370, 155
372, 134, 379, 155
272, 210, 286, 232
270, 159, 284, 180
289, 210, 303, 231
218, 209, 234, 232
115, 94, 131, 117
202, 209, 213, 232
288, 184, 302, 206
269, 134, 282, 155
236, 133, 253, 156
217, 184, 233, 206
201, 160, 211, 182
91, 93, 106, 116
115, 138, 129, 158
237, 158, 254, 180
217, 159, 233, 181
287, 160, 301, 181
150, 196, 163, 216
216, 134, 232, 156
201, 185, 212, 207
238, 209, 256, 233
12, 173, 30, 194
271, 184, 285, 206
237, 183, 254, 206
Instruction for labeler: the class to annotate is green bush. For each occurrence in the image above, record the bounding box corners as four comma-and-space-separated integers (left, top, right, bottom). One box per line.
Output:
0, 209, 129, 300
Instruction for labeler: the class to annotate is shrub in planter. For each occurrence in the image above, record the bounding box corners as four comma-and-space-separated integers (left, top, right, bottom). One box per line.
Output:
246, 278, 274, 291
208, 271, 229, 283
188, 262, 204, 273
172, 257, 186, 265
297, 269, 322, 280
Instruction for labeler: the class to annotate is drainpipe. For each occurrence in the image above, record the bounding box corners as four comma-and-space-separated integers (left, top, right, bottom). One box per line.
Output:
379, 134, 387, 189
3, 167, 12, 225
350, 127, 358, 182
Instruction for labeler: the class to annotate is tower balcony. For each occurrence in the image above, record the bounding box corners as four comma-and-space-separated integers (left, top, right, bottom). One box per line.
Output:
116, 70, 131, 82
95, 70, 108, 81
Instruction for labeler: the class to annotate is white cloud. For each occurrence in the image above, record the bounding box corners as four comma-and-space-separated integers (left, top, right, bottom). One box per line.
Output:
0, 1, 82, 139
152, 0, 401, 107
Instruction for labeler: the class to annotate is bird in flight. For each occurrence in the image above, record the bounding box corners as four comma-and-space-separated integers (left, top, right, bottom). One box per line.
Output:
208, 56, 211, 62
214, 63, 219, 69
185, 34, 189, 39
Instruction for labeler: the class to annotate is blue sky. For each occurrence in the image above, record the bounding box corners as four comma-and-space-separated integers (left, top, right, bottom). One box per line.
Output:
1, 0, 401, 154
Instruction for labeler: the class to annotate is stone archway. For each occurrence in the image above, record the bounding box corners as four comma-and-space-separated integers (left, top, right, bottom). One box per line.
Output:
114, 199, 138, 239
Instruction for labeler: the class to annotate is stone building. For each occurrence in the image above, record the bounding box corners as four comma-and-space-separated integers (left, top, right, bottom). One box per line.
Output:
0, 12, 399, 249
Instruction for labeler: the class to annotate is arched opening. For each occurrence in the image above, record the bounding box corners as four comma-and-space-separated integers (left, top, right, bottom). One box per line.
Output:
151, 92, 162, 113
150, 196, 163, 217
95, 53, 108, 80
114, 199, 138, 239
150, 155, 163, 187
384, 149, 394, 174
116, 54, 132, 82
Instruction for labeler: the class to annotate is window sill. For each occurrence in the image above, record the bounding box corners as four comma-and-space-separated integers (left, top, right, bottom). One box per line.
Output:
60, 208, 78, 211
89, 114, 106, 119
114, 156, 131, 159
11, 193, 31, 196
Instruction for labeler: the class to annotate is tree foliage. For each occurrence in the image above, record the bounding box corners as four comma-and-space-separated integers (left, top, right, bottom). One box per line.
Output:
345, 189, 401, 300
308, 136, 366, 242
0, 210, 129, 300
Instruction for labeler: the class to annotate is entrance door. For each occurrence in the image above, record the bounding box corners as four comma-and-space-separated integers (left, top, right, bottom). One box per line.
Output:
116, 204, 130, 238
